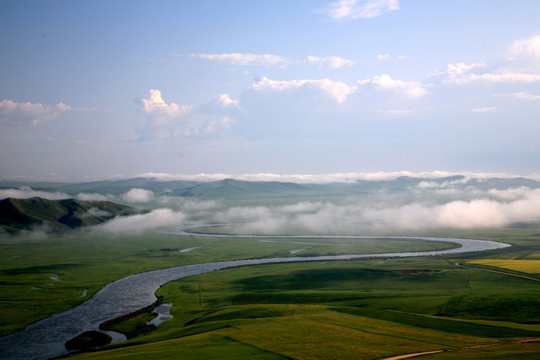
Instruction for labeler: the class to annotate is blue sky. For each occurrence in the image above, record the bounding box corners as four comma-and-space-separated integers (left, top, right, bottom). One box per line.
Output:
1, 0, 539, 181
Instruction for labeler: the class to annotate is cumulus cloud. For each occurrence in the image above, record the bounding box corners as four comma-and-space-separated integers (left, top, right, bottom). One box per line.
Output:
122, 188, 154, 203
306, 56, 355, 68
321, 0, 400, 21
359, 74, 427, 98
508, 33, 540, 60
436, 35, 540, 85
432, 62, 486, 84
91, 209, 186, 235
0, 187, 70, 200
138, 89, 191, 125
0, 99, 71, 126
192, 53, 289, 67
135, 89, 238, 140
253, 77, 354, 103
217, 94, 239, 107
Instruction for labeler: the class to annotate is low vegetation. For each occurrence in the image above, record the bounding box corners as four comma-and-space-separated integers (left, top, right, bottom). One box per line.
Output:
1, 176, 540, 358
57, 228, 540, 359
468, 259, 540, 274
0, 197, 146, 234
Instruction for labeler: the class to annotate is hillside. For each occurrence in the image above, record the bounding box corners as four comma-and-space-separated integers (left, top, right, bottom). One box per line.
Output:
1, 175, 539, 202
0, 197, 147, 235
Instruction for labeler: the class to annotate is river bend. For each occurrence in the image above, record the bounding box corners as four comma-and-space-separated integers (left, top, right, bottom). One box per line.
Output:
0, 225, 510, 360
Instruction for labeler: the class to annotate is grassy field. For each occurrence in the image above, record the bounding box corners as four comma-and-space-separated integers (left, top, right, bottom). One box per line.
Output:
1, 227, 540, 359
63, 256, 540, 359
468, 259, 540, 274
0, 231, 459, 336
52, 227, 540, 360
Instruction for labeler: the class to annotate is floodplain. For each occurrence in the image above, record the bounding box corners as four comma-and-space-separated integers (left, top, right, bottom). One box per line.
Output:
1, 227, 540, 359
1, 176, 540, 359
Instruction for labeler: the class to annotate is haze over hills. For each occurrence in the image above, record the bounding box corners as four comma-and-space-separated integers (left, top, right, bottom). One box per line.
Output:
1, 175, 539, 201
1, 174, 540, 235
0, 197, 147, 235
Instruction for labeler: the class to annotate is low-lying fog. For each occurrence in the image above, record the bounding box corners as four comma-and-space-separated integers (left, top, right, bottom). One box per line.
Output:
2, 178, 540, 236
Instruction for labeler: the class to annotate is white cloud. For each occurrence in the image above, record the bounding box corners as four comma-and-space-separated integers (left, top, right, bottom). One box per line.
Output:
437, 35, 540, 85
488, 187, 534, 201
466, 72, 540, 83
360, 74, 427, 98
192, 53, 289, 67
121, 188, 154, 203
0, 187, 70, 200
416, 177, 470, 189
91, 208, 186, 235
432, 62, 486, 84
253, 77, 354, 103
136, 90, 238, 140
436, 64, 540, 84
321, 0, 400, 21
306, 56, 356, 68
0, 99, 71, 126
138, 89, 191, 125
376, 54, 406, 61
135, 171, 518, 184
208, 187, 540, 233
508, 33, 540, 60
192, 53, 357, 69
83, 207, 113, 218
217, 94, 239, 107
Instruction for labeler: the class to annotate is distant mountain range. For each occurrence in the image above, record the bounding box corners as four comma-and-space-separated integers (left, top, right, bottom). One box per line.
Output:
1, 175, 538, 201
1, 176, 539, 234
0, 197, 146, 235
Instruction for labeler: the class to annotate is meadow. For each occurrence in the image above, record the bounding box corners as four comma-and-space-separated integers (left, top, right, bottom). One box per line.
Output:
1, 226, 539, 359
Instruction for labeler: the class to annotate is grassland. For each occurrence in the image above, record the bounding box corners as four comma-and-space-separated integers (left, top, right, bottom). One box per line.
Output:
1, 226, 540, 359
468, 259, 540, 274
36, 227, 537, 360
63, 255, 540, 359
0, 230, 459, 337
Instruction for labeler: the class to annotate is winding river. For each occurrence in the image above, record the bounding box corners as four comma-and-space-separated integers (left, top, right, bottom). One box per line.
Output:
0, 225, 510, 360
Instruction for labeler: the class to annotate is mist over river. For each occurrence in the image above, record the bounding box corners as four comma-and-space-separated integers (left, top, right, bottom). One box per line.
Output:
0, 225, 510, 360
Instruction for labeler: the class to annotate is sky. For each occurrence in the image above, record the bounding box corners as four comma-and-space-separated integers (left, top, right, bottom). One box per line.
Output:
1, 0, 540, 182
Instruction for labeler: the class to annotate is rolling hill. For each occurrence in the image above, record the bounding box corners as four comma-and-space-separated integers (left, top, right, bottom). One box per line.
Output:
0, 197, 147, 235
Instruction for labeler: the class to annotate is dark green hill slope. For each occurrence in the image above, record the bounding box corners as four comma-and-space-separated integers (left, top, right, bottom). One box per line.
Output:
0, 197, 146, 234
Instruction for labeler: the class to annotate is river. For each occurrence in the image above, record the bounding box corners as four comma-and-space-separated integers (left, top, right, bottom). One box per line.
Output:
0, 225, 510, 360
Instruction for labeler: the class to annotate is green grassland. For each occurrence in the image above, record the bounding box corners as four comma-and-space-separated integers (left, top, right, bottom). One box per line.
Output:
468, 259, 540, 274
63, 243, 540, 360
0, 231, 460, 336
1, 226, 540, 359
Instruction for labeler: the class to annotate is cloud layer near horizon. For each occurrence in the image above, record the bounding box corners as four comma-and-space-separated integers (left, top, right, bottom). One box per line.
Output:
90, 208, 185, 235
210, 188, 540, 233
